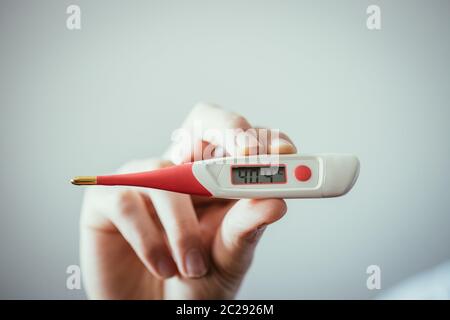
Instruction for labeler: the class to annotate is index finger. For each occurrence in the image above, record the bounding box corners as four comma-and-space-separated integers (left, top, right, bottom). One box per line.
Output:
165, 102, 296, 163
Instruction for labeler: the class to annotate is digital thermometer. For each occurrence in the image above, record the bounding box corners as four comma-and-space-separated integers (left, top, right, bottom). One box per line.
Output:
71, 154, 360, 199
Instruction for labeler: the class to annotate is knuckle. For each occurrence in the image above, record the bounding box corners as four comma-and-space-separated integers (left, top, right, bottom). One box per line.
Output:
174, 236, 197, 252
141, 245, 160, 264
117, 190, 139, 217
227, 114, 248, 129
166, 226, 198, 251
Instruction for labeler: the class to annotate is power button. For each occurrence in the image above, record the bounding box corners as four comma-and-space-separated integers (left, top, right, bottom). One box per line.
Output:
295, 165, 311, 182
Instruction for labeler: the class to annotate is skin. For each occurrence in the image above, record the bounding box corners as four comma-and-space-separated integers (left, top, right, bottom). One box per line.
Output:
80, 103, 298, 299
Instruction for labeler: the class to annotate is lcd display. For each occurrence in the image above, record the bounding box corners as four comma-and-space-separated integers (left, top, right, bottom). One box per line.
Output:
231, 166, 286, 184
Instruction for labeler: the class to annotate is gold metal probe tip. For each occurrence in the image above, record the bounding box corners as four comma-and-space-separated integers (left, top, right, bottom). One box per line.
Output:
71, 176, 97, 185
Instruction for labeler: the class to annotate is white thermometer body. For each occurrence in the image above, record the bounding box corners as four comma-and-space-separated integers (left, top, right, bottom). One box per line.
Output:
192, 153, 359, 199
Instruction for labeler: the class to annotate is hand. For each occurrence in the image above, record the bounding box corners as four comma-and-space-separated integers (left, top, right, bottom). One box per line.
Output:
80, 103, 297, 299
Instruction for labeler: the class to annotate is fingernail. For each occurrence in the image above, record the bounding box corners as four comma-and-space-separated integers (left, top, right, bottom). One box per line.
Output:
247, 225, 267, 243
185, 248, 207, 278
157, 255, 177, 278
236, 132, 259, 156
270, 138, 296, 154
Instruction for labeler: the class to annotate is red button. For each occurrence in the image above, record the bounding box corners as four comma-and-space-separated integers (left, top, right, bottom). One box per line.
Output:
295, 165, 311, 182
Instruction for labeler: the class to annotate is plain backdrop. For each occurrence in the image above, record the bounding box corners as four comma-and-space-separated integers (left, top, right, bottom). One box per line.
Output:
0, 0, 449, 299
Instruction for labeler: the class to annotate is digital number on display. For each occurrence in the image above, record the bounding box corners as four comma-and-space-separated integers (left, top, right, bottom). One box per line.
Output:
231, 166, 286, 184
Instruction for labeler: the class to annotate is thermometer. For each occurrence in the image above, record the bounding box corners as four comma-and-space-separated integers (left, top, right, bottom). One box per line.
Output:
71, 154, 359, 199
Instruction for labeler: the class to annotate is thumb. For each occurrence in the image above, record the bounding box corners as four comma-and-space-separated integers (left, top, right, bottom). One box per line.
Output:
212, 199, 287, 278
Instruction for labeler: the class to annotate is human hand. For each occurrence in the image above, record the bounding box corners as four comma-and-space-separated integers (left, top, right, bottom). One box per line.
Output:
80, 103, 297, 299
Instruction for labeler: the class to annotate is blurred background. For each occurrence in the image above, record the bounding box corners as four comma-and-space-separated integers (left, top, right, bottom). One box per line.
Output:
0, 0, 449, 299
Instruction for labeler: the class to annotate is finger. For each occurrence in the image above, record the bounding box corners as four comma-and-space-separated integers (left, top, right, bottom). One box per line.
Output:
117, 158, 209, 278
149, 190, 209, 278
190, 194, 234, 207
213, 199, 287, 278
108, 189, 178, 279
253, 127, 298, 154
269, 131, 297, 154
212, 199, 287, 277
165, 102, 258, 163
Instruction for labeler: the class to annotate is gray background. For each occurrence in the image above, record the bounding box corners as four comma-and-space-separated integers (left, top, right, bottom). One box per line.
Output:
0, 0, 449, 299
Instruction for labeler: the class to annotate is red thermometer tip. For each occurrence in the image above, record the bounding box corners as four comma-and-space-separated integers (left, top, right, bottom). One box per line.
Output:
70, 163, 212, 197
